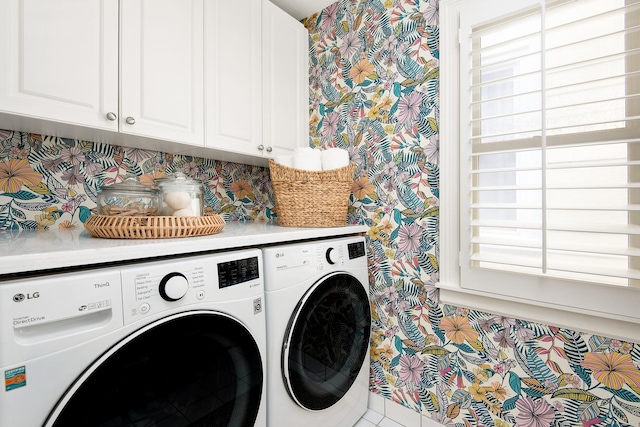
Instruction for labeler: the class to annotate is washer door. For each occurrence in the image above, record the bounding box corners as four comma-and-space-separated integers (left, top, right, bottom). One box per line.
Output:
46, 311, 263, 427
283, 272, 371, 411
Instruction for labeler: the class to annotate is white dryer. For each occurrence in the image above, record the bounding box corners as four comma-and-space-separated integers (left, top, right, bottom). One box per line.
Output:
262, 236, 371, 427
0, 249, 266, 427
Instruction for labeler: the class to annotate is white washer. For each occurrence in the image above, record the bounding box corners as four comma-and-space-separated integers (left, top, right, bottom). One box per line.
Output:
0, 249, 267, 427
262, 236, 370, 427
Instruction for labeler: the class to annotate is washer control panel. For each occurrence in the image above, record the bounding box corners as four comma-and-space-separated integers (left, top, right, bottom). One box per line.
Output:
262, 236, 367, 292
320, 246, 344, 267
120, 249, 262, 325
217, 256, 260, 289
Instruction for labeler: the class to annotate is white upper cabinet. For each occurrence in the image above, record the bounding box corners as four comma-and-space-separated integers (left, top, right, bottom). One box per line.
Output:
204, 0, 263, 157
263, 0, 309, 156
0, 0, 118, 130
120, 0, 204, 146
0, 0, 307, 165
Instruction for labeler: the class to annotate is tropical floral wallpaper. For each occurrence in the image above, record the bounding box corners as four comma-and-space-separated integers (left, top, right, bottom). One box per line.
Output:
2, 0, 640, 426
303, 0, 640, 426
0, 130, 276, 230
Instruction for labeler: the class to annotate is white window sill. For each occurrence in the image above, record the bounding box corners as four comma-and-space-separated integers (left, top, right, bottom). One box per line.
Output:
436, 282, 640, 344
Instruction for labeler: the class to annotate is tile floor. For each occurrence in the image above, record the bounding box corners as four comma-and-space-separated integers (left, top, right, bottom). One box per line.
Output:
354, 408, 405, 427
356, 392, 442, 427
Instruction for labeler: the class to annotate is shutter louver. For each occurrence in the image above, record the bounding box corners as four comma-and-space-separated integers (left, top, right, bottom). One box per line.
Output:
468, 0, 640, 286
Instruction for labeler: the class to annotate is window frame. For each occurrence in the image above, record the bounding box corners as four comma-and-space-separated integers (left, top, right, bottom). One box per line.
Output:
439, 0, 640, 344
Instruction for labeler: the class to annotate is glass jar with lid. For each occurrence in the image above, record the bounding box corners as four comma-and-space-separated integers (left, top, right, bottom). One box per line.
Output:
97, 177, 161, 216
155, 172, 204, 217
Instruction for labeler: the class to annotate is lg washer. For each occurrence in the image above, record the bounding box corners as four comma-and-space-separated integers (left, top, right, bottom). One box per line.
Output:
262, 236, 371, 427
0, 249, 266, 427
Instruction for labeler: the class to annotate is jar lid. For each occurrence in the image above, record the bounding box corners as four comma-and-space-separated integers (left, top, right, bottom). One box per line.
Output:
100, 176, 159, 194
155, 172, 203, 191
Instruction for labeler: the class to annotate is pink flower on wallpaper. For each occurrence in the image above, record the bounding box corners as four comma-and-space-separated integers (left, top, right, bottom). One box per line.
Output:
493, 315, 517, 329
339, 32, 362, 59
184, 161, 199, 177
430, 413, 455, 427
320, 2, 338, 31
322, 112, 340, 138
515, 325, 535, 342
61, 166, 84, 186
493, 329, 515, 348
84, 161, 102, 176
397, 222, 422, 253
397, 91, 422, 123
425, 134, 439, 164
42, 157, 64, 172
124, 147, 155, 164
382, 34, 398, 51
60, 146, 85, 166
423, 0, 439, 26
398, 354, 424, 384
382, 161, 398, 175
515, 397, 555, 427
383, 178, 397, 193
384, 286, 398, 301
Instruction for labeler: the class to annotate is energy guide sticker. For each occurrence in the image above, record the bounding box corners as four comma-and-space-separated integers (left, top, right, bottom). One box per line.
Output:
5, 366, 26, 391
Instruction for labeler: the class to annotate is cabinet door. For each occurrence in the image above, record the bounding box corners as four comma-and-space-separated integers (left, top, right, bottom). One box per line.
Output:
120, 0, 204, 146
205, 0, 262, 156
263, 1, 309, 156
0, 0, 118, 130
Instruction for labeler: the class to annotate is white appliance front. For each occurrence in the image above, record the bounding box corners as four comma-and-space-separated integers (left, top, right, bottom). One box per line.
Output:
0, 249, 267, 427
262, 236, 371, 427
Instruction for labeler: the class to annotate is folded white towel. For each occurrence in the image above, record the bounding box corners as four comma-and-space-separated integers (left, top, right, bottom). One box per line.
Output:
274, 155, 294, 167
293, 147, 322, 171
321, 148, 350, 170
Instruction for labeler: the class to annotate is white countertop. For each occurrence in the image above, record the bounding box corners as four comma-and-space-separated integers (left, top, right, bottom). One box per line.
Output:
0, 222, 368, 277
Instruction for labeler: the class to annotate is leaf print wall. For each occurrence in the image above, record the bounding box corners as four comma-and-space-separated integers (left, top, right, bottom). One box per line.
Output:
0, 130, 276, 230
303, 0, 640, 426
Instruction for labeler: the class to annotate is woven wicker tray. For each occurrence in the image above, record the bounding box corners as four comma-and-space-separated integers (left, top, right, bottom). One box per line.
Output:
84, 214, 225, 239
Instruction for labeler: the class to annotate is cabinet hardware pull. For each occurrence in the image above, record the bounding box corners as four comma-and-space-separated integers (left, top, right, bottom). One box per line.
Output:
266, 146, 273, 152
125, 117, 136, 125
257, 145, 264, 151
106, 112, 117, 121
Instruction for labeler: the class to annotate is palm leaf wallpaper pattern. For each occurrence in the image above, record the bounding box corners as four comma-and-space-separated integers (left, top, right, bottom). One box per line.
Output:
302, 0, 640, 426
1, 0, 639, 425
0, 131, 275, 230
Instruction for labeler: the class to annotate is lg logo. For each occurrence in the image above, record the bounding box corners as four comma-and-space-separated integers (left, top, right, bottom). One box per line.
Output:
13, 292, 40, 302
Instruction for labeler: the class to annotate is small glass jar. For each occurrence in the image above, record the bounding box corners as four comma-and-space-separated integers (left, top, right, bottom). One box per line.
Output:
155, 172, 204, 217
97, 177, 161, 216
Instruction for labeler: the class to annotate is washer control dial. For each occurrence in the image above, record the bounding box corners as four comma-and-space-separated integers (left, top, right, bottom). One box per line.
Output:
325, 247, 339, 265
159, 272, 189, 301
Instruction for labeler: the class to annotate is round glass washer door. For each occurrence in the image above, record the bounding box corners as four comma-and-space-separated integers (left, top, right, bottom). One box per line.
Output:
283, 272, 371, 411
45, 311, 263, 427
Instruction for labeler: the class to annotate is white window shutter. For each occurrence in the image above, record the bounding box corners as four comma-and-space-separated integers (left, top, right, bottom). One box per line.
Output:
458, 0, 640, 320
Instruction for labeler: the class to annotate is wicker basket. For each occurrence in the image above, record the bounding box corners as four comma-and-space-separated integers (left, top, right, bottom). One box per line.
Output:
269, 159, 355, 227
84, 213, 225, 239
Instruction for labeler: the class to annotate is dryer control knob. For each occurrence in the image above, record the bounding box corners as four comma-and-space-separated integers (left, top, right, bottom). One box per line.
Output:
159, 273, 189, 301
325, 247, 338, 265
